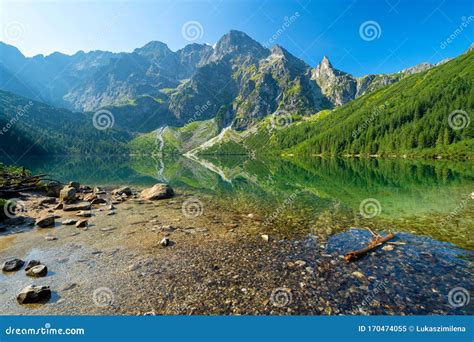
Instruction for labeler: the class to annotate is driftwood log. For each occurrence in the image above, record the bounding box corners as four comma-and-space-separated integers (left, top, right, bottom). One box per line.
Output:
0, 173, 57, 198
344, 232, 395, 262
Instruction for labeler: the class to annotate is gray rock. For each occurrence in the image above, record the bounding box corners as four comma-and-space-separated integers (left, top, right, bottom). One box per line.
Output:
75, 219, 88, 228
94, 187, 106, 194
76, 211, 92, 217
160, 225, 176, 233
25, 260, 41, 271
25, 264, 48, 277
40, 197, 57, 205
62, 219, 77, 225
45, 235, 57, 241
68, 181, 80, 191
17, 285, 51, 304
160, 237, 171, 247
112, 186, 132, 196
2, 258, 24, 272
91, 198, 107, 205
63, 202, 91, 211
59, 186, 76, 203
36, 215, 55, 228
83, 193, 97, 202
141, 183, 174, 200
46, 181, 62, 197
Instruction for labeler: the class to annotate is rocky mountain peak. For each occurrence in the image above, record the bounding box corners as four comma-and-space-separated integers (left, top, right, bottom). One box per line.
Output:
313, 55, 339, 80
209, 30, 269, 63
320, 56, 332, 68
133, 41, 173, 59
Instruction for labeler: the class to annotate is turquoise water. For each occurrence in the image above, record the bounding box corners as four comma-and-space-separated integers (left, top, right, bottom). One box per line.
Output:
5, 155, 474, 250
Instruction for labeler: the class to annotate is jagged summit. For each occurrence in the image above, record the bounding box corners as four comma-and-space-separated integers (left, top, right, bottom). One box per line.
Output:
320, 56, 332, 68
209, 29, 269, 62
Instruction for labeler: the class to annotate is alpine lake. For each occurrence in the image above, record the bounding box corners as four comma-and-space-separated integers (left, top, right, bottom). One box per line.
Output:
0, 154, 472, 315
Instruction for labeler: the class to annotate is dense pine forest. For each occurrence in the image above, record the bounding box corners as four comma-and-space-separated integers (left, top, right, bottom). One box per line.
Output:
274, 49, 473, 158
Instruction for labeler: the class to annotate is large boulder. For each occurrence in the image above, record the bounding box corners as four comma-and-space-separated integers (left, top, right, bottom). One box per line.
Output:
36, 215, 55, 228
45, 181, 62, 197
16, 285, 51, 304
59, 186, 76, 203
140, 184, 174, 200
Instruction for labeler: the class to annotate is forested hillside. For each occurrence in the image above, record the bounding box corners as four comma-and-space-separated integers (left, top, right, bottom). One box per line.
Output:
275, 49, 474, 159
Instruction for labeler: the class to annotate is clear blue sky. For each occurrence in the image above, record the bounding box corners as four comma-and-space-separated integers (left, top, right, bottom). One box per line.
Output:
1, 0, 473, 76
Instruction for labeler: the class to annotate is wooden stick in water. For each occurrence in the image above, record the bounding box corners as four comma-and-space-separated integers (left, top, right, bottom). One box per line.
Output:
344, 232, 395, 262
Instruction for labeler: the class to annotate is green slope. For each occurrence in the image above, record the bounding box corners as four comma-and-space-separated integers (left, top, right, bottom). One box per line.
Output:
129, 119, 220, 154
279, 50, 474, 159
0, 90, 131, 155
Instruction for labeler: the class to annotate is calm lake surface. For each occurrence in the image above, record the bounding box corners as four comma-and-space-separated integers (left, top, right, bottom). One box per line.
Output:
1, 154, 473, 315
6, 154, 473, 251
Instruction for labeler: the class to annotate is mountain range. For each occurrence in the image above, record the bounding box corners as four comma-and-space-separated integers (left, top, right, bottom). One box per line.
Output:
0, 30, 472, 159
